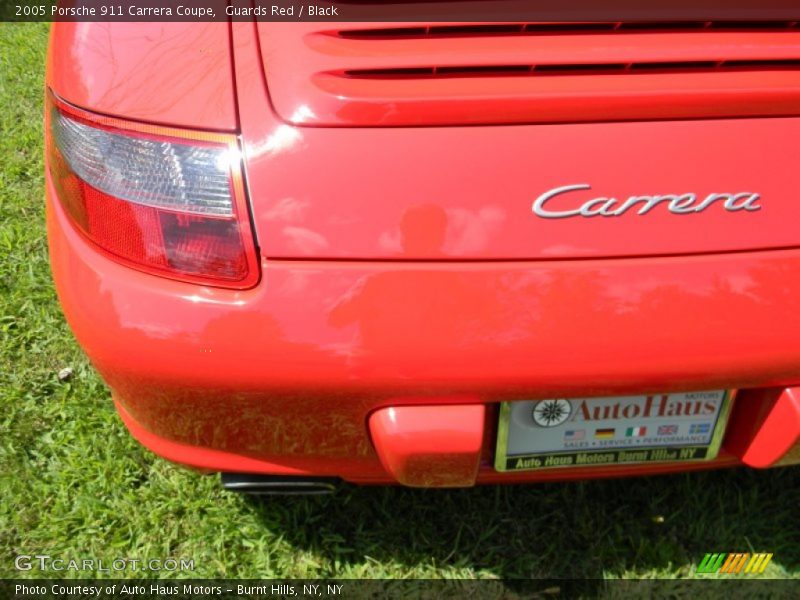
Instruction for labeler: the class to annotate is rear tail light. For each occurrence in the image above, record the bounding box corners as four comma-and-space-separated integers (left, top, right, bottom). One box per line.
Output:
45, 91, 259, 289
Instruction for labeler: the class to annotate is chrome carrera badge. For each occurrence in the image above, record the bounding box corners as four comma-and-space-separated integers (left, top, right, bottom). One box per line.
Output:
532, 184, 761, 219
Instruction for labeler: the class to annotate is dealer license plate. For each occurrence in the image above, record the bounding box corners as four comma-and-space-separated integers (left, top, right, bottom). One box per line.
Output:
495, 390, 733, 472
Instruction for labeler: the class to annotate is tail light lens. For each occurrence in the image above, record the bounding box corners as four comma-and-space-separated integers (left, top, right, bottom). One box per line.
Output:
45, 91, 259, 289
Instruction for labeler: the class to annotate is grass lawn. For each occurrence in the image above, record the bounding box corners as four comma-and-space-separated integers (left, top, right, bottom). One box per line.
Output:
0, 22, 798, 585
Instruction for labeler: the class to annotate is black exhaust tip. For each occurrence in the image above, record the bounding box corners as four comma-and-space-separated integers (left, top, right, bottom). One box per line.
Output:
221, 472, 339, 495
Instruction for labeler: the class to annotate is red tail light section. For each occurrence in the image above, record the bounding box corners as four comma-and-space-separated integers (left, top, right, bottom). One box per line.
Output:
46, 92, 259, 289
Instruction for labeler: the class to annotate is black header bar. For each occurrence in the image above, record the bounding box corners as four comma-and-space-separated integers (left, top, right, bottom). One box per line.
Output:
4, 0, 800, 23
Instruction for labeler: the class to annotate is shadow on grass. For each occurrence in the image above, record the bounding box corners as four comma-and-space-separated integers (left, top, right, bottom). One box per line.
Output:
243, 467, 799, 582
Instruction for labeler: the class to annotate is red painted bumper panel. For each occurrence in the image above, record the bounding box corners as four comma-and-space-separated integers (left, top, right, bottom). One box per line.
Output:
48, 168, 800, 484
369, 404, 485, 487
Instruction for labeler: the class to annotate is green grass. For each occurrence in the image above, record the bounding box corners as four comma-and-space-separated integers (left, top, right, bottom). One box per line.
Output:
0, 22, 798, 585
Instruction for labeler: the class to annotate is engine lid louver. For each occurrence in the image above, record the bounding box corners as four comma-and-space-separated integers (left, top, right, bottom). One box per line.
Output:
257, 22, 800, 126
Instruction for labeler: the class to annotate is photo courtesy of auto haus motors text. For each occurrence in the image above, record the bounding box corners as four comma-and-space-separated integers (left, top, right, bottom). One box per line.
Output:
13, 583, 345, 598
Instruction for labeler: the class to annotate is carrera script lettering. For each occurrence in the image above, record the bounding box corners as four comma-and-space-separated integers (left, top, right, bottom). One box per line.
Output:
532, 184, 762, 218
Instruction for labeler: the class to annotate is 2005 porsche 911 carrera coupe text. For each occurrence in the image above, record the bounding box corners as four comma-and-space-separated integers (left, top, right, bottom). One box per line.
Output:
45, 13, 800, 492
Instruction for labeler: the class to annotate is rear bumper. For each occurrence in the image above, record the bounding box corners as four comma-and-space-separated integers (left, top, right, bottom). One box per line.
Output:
48, 176, 800, 485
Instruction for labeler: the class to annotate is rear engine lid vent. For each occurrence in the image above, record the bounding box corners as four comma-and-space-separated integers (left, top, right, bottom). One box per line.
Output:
257, 21, 800, 126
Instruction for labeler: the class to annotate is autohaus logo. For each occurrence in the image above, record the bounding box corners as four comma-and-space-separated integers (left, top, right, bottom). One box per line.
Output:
570, 395, 718, 422
532, 184, 762, 218
532, 395, 719, 426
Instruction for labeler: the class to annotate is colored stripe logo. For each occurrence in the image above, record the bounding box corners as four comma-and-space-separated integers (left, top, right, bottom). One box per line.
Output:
696, 553, 773, 575
594, 428, 615, 439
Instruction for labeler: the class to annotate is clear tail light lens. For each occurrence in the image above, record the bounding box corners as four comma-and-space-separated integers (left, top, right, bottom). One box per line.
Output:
46, 91, 259, 289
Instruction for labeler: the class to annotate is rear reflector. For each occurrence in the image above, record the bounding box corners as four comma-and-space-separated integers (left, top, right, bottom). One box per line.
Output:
46, 91, 259, 289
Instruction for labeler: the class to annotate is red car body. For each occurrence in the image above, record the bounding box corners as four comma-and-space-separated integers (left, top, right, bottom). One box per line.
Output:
45, 19, 800, 488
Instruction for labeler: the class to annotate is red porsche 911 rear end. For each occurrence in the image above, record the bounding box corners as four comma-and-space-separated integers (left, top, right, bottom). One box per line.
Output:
45, 16, 800, 490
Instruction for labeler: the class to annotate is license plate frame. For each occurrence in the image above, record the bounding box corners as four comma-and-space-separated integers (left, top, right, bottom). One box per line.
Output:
495, 391, 735, 472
